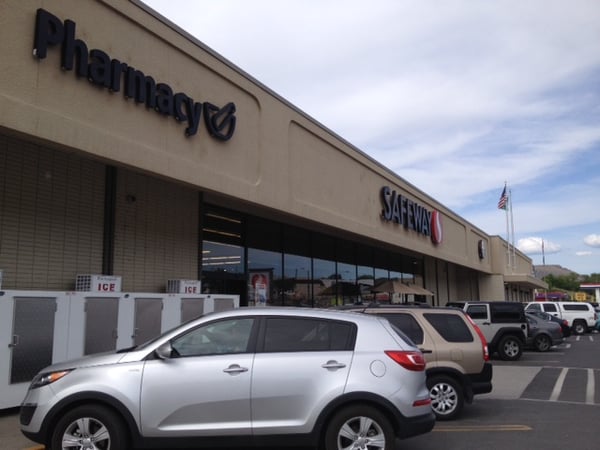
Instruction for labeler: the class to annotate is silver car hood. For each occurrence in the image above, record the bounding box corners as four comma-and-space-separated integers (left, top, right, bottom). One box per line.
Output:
38, 351, 130, 373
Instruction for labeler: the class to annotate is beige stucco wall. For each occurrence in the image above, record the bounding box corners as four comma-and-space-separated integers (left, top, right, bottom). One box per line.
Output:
1, 0, 521, 286
0, 0, 544, 304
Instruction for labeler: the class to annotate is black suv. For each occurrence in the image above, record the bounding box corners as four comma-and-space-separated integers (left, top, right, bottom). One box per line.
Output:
461, 302, 528, 361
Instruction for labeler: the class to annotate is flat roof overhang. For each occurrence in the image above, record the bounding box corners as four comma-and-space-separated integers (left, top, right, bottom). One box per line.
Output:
504, 274, 548, 290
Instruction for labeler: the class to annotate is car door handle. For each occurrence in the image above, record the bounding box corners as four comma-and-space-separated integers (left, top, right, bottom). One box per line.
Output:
419, 348, 433, 354
8, 335, 19, 348
322, 360, 346, 370
223, 364, 248, 374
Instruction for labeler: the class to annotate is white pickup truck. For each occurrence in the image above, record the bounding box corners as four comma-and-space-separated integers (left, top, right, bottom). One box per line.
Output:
525, 301, 597, 335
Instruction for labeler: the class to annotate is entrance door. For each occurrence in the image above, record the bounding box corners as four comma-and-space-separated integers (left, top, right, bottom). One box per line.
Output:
10, 297, 56, 384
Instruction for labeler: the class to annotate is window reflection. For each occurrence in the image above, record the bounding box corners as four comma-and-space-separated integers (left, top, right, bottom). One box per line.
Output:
248, 248, 281, 306
201, 241, 244, 295
283, 253, 312, 307
202, 204, 426, 307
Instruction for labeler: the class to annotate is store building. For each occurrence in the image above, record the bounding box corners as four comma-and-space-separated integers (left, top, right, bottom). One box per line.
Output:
0, 0, 546, 308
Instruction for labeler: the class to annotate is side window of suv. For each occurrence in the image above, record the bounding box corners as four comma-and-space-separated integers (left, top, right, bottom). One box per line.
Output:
543, 303, 558, 313
381, 313, 424, 345
489, 303, 525, 323
262, 317, 355, 352
466, 305, 488, 320
172, 318, 255, 356
527, 303, 541, 312
424, 313, 474, 343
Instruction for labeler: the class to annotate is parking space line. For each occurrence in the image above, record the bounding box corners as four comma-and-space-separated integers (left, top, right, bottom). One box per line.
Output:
434, 424, 532, 432
586, 368, 595, 404
550, 368, 568, 401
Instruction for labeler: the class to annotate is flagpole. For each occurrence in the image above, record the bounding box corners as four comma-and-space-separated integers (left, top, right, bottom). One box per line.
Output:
497, 182, 510, 270
509, 188, 516, 273
504, 184, 510, 270
542, 239, 545, 265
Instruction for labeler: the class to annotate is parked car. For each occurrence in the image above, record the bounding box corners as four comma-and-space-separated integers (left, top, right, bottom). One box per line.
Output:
341, 304, 492, 420
526, 310, 571, 338
462, 301, 528, 361
525, 313, 564, 352
525, 301, 597, 335
20, 307, 435, 450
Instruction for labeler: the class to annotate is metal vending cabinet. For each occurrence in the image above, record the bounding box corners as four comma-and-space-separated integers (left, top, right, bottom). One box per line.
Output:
9, 297, 57, 384
84, 297, 119, 355
0, 290, 239, 409
181, 297, 205, 322
133, 298, 163, 346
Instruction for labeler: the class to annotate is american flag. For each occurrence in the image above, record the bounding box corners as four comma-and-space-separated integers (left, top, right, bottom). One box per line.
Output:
497, 185, 508, 210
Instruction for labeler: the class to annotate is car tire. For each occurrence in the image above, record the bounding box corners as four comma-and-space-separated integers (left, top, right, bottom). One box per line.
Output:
324, 404, 394, 450
534, 333, 552, 352
427, 375, 464, 421
573, 320, 587, 335
50, 404, 128, 450
497, 335, 523, 361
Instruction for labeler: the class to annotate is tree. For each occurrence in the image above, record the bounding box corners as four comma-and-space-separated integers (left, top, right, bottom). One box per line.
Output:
581, 273, 600, 284
543, 273, 580, 292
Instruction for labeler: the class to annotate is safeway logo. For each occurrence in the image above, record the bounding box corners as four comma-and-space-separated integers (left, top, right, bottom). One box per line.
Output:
431, 210, 443, 244
380, 186, 443, 245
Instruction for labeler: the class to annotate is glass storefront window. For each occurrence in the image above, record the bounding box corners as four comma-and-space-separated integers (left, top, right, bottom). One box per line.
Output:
201, 203, 423, 307
201, 240, 244, 295
248, 248, 282, 306
336, 262, 358, 306
313, 258, 336, 308
283, 253, 312, 306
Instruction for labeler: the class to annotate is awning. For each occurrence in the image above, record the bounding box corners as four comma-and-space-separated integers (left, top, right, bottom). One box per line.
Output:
372, 280, 417, 295
504, 274, 548, 290
405, 283, 435, 296
372, 280, 434, 296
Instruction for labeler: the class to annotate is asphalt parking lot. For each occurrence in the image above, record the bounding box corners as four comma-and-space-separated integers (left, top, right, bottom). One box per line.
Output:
2, 335, 599, 450
0, 364, 547, 450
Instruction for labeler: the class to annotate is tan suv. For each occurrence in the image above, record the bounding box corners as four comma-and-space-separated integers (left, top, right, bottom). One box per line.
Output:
344, 304, 492, 420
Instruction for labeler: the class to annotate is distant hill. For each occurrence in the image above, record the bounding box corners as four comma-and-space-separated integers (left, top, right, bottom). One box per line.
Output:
533, 264, 580, 280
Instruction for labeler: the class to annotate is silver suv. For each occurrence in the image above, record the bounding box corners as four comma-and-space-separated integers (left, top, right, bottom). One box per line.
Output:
20, 308, 434, 450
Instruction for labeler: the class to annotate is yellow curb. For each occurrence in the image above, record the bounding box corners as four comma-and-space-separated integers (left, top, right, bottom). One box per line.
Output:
434, 424, 532, 432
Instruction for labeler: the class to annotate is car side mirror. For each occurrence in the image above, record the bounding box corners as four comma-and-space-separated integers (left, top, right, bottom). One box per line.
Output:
155, 342, 173, 360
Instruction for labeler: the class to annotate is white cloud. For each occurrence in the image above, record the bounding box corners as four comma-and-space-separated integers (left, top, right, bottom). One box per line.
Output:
517, 237, 561, 255
584, 234, 600, 247
576, 251, 593, 256
144, 0, 600, 275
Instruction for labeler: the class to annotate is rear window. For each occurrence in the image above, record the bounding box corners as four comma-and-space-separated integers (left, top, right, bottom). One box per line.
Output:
262, 317, 355, 352
562, 303, 591, 311
424, 313, 474, 343
380, 313, 424, 345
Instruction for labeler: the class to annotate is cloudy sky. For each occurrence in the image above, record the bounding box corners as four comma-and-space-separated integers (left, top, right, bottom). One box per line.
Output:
143, 0, 600, 276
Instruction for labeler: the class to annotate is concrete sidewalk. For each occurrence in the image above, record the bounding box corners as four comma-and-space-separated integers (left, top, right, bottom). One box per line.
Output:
0, 408, 42, 450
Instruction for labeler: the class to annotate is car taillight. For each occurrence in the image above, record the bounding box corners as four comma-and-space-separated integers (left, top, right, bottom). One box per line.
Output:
466, 315, 490, 361
385, 350, 426, 371
413, 397, 432, 407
